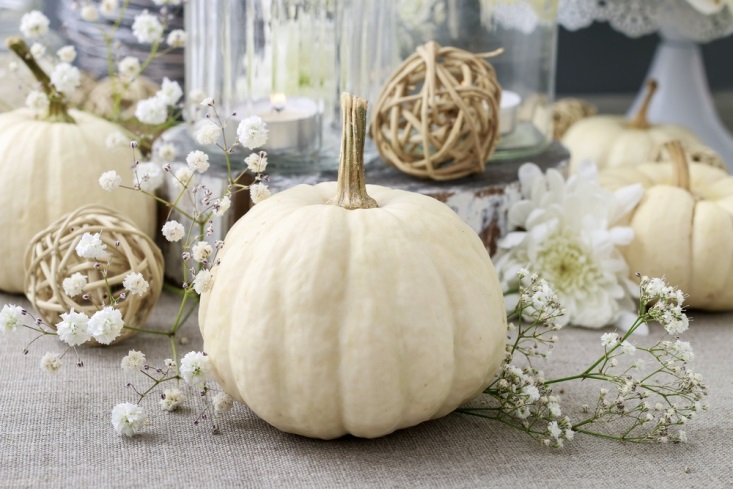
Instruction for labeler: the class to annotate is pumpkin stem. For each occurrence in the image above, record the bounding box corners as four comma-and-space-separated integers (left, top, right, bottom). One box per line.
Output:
5, 36, 75, 124
664, 140, 690, 192
628, 79, 657, 129
327, 93, 378, 210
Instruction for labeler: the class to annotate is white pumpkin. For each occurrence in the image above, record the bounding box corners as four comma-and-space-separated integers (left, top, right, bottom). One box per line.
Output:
600, 141, 733, 310
563, 80, 702, 173
0, 38, 155, 292
199, 94, 507, 439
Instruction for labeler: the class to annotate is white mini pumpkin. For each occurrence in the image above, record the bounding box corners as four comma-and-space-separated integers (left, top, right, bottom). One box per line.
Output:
199, 94, 508, 439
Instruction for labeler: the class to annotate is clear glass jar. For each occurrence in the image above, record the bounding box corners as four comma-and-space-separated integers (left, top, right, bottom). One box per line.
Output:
185, 0, 338, 170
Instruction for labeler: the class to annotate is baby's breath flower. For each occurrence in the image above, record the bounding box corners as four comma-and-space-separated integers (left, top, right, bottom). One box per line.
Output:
180, 351, 211, 387
156, 142, 177, 162
600, 332, 618, 348
192, 241, 213, 263
111, 402, 147, 436
156, 78, 183, 106
118, 56, 141, 79
672, 340, 694, 362
135, 96, 168, 125
88, 306, 124, 345
188, 89, 206, 105
105, 131, 128, 149
131, 10, 163, 44
161, 220, 185, 242
56, 310, 91, 346
100, 0, 119, 16
249, 183, 271, 204
244, 152, 268, 173
213, 392, 235, 413
25, 90, 49, 115
40, 352, 62, 373
121, 350, 146, 370
174, 167, 194, 188
99, 170, 122, 191
196, 123, 220, 145
20, 10, 49, 39
620, 340, 636, 355
200, 97, 214, 107
75, 232, 109, 261
192, 269, 213, 294
30, 42, 45, 58
56, 45, 77, 63
186, 150, 210, 173
164, 358, 176, 369
166, 29, 186, 48
547, 421, 562, 440
236, 116, 268, 149
80, 5, 99, 22
135, 162, 164, 192
160, 388, 184, 411
122, 272, 149, 296
0, 305, 24, 333
214, 196, 231, 216
50, 63, 81, 94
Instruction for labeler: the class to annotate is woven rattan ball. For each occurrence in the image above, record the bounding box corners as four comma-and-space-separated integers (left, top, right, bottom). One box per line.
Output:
371, 41, 502, 181
552, 98, 597, 139
25, 205, 164, 345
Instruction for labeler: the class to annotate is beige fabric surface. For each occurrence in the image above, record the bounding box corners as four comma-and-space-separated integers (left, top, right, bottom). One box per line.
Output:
1, 290, 731, 488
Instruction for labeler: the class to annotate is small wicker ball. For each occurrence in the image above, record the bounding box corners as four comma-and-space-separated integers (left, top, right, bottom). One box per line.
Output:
371, 41, 502, 181
83, 75, 160, 120
552, 98, 597, 139
25, 205, 164, 345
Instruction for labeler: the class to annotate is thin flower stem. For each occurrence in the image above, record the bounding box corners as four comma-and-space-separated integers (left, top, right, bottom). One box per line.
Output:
169, 335, 180, 377
122, 325, 171, 336
119, 185, 196, 221
170, 290, 191, 335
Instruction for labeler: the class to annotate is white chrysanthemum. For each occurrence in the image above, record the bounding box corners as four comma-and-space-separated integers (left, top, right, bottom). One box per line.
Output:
214, 196, 231, 217
105, 131, 128, 149
75, 232, 109, 261
30, 42, 45, 58
159, 388, 184, 412
192, 241, 213, 263
196, 123, 220, 145
244, 152, 268, 173
192, 269, 213, 294
99, 0, 119, 16
212, 392, 235, 413
0, 304, 24, 333
166, 29, 186, 48
161, 220, 185, 242
40, 352, 61, 374
118, 56, 141, 79
156, 78, 182, 106
81, 5, 99, 22
131, 11, 163, 44
188, 89, 206, 105
494, 162, 644, 330
111, 402, 147, 437
174, 167, 194, 188
99, 170, 121, 191
123, 272, 149, 296
186, 150, 210, 173
56, 310, 91, 346
135, 162, 164, 192
20, 10, 49, 39
121, 350, 146, 370
156, 142, 177, 162
25, 90, 49, 115
249, 183, 271, 204
88, 306, 124, 344
135, 96, 168, 125
62, 272, 87, 297
50, 63, 81, 94
180, 351, 211, 387
236, 116, 268, 149
56, 45, 77, 63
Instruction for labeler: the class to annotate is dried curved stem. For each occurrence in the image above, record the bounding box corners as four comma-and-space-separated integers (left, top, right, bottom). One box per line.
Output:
628, 79, 658, 130
664, 140, 691, 192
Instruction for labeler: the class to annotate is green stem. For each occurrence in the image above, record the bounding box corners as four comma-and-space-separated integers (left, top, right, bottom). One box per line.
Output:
122, 325, 171, 336
170, 290, 191, 335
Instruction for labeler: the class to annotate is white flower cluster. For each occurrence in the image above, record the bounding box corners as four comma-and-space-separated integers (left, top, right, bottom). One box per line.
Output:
495, 162, 644, 331
50, 63, 81, 95
639, 276, 689, 335
19, 10, 49, 39
160, 388, 185, 412
0, 304, 25, 333
131, 10, 163, 44
180, 351, 212, 388
75, 232, 109, 261
111, 402, 148, 437
135, 78, 182, 125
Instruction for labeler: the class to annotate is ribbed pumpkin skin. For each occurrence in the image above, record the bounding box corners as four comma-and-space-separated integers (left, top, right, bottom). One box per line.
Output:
0, 108, 156, 292
199, 182, 507, 439
601, 163, 733, 310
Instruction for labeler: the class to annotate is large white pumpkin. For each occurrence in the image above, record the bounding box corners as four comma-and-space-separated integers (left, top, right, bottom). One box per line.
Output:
199, 94, 507, 439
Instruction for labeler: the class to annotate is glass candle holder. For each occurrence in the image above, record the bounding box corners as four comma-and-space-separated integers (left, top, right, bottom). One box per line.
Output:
185, 0, 337, 171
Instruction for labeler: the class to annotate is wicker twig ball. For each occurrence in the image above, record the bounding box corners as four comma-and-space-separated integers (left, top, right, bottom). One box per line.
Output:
371, 41, 503, 181
25, 205, 164, 345
83, 75, 160, 120
552, 98, 597, 139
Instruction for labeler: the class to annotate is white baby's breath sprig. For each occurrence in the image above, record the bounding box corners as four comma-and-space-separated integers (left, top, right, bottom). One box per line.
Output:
111, 402, 148, 437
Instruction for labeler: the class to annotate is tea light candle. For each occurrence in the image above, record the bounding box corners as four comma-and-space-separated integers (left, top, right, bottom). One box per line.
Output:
499, 90, 521, 135
251, 93, 320, 152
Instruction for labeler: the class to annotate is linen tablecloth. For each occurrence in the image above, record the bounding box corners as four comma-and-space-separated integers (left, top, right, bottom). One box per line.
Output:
1, 291, 731, 488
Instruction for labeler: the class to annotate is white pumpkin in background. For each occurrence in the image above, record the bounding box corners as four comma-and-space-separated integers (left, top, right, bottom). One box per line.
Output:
199, 94, 508, 439
563, 80, 703, 173
0, 38, 155, 292
600, 140, 733, 310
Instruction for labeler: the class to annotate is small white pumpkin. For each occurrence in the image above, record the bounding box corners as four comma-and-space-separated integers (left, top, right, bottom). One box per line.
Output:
563, 80, 702, 173
199, 94, 508, 439
600, 141, 733, 310
0, 38, 155, 292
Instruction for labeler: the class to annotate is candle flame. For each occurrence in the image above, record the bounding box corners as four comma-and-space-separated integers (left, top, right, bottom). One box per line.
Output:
270, 93, 287, 112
